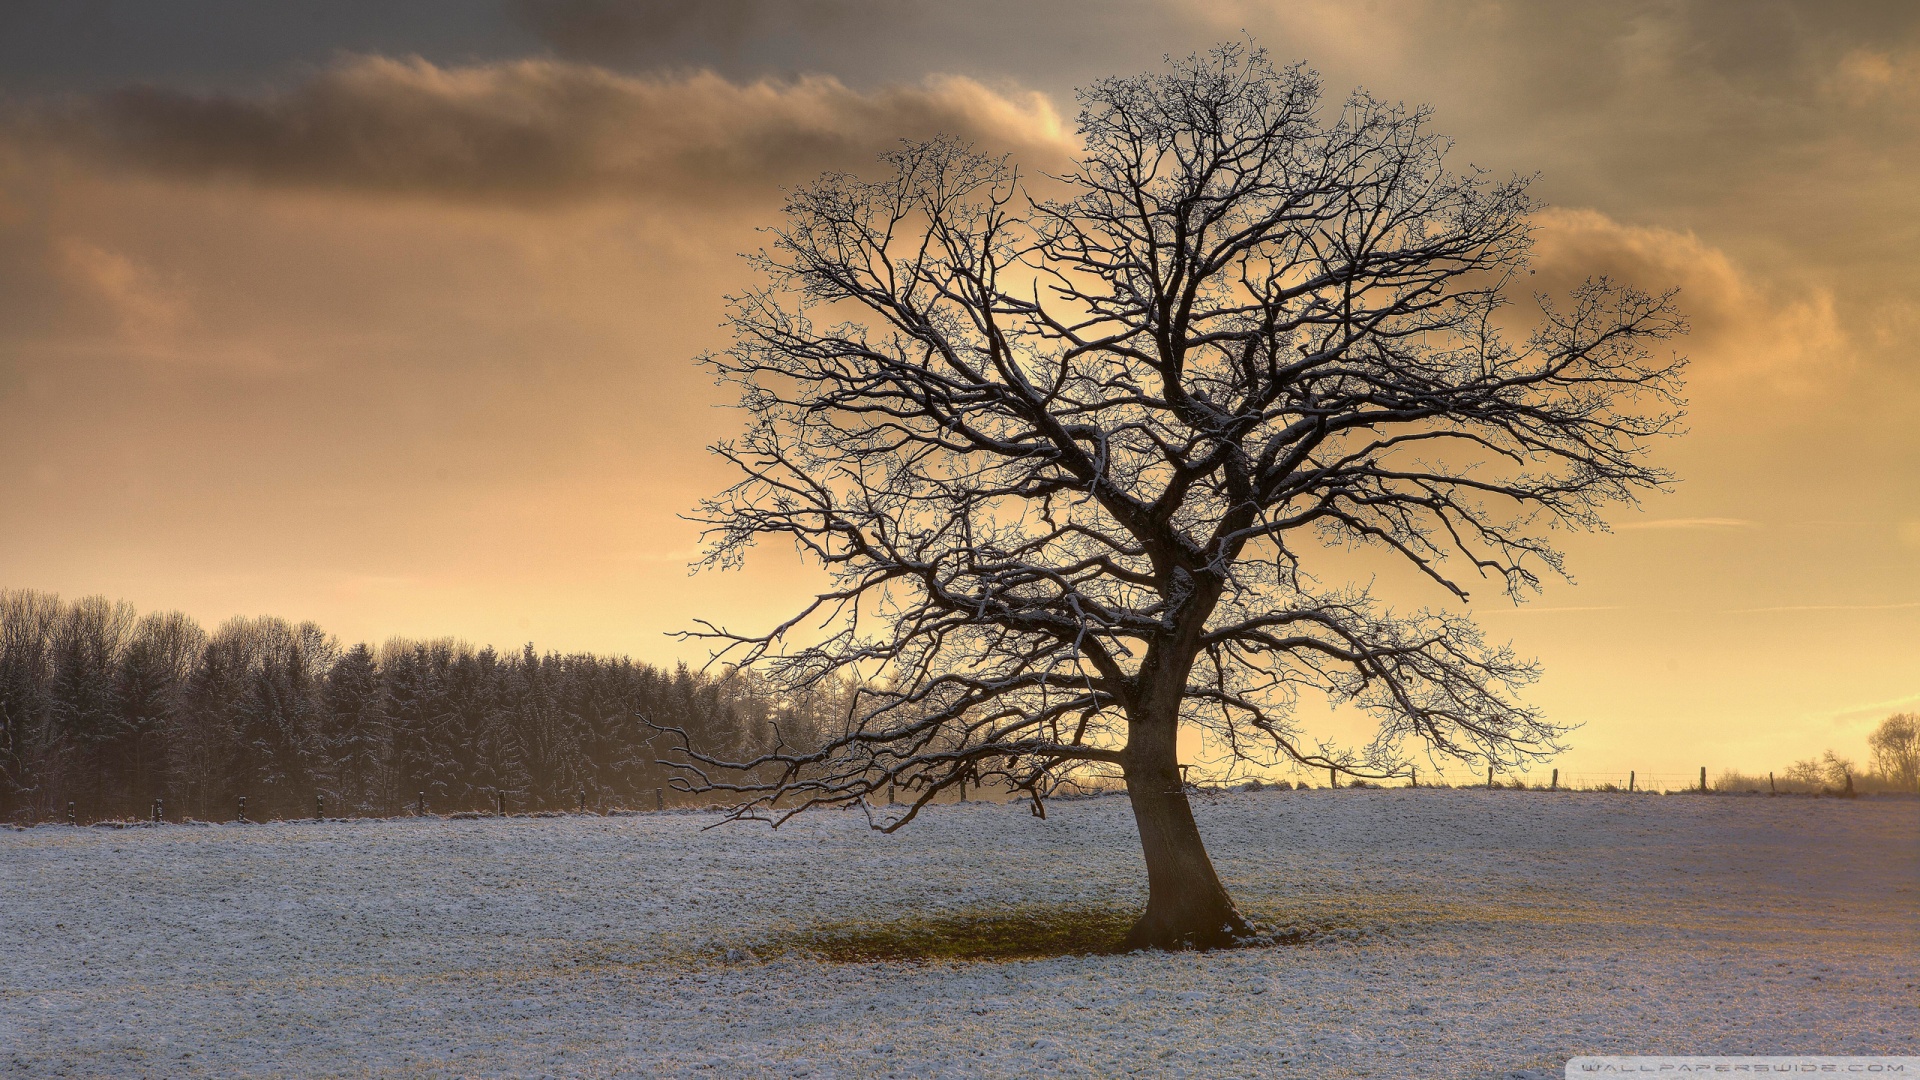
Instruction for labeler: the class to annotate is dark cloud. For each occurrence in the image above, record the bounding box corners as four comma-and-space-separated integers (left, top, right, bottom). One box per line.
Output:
21, 55, 1072, 205
497, 0, 1194, 92
506, 0, 888, 62
0, 0, 527, 95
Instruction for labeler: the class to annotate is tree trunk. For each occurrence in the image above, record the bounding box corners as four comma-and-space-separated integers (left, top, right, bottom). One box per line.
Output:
1121, 714, 1249, 950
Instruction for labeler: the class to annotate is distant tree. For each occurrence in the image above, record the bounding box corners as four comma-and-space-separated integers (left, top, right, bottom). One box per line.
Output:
667, 45, 1685, 947
448, 647, 525, 810
112, 611, 205, 814
1785, 750, 1856, 790
0, 588, 945, 819
440, 649, 489, 806
1867, 713, 1918, 791
319, 643, 389, 814
235, 619, 335, 817
47, 597, 136, 812
0, 589, 59, 819
383, 641, 456, 810
597, 657, 664, 804
559, 655, 620, 805
174, 623, 253, 819
505, 646, 580, 809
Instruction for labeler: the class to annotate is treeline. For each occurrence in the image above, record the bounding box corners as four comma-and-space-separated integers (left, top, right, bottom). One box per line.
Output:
0, 590, 835, 824
1712, 715, 1920, 795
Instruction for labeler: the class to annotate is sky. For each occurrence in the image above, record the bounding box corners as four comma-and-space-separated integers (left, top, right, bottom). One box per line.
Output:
1, 0, 1916, 784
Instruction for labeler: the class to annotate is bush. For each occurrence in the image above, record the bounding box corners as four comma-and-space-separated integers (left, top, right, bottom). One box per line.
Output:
1715, 769, 1784, 793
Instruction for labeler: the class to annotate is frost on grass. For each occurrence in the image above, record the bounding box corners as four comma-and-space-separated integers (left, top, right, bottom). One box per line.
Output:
2, 790, 1916, 1079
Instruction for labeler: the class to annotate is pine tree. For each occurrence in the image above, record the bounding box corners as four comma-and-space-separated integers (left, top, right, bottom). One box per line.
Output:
112, 613, 202, 815
47, 597, 135, 817
0, 590, 59, 821
0, 591, 782, 817
319, 643, 388, 814
175, 630, 250, 820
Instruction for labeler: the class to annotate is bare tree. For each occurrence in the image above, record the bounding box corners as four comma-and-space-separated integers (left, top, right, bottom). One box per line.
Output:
664, 45, 1685, 948
1867, 713, 1918, 791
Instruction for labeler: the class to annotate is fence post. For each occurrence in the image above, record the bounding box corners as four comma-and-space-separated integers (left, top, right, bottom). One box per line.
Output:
1486, 766, 1495, 790
237, 795, 246, 823
498, 790, 506, 817
1409, 767, 1417, 789
1328, 765, 1336, 789
1769, 771, 1776, 795
1628, 771, 1634, 793
153, 799, 162, 823
1699, 766, 1707, 793
655, 787, 664, 811
67, 801, 76, 826
578, 789, 586, 813
417, 791, 425, 816
1551, 768, 1558, 791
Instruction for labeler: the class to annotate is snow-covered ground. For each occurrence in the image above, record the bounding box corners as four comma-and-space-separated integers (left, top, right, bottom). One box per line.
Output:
2, 790, 1915, 1078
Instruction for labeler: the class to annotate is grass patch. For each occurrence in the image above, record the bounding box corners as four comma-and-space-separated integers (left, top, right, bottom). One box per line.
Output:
759, 903, 1410, 962
773, 905, 1139, 962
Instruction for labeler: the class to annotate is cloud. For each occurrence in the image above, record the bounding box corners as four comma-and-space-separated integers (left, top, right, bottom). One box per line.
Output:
1527, 207, 1848, 391
1830, 46, 1920, 105
54, 237, 187, 335
22, 55, 1073, 206
1817, 691, 1920, 729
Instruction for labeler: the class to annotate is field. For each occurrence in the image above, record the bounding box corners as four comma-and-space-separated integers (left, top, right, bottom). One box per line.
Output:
3, 790, 1915, 1078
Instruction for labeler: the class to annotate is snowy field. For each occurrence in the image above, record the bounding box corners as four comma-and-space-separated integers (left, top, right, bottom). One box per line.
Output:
3, 790, 1915, 1079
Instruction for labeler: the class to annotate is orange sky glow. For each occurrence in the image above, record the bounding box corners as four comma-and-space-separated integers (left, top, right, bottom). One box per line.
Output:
2, 1, 1915, 784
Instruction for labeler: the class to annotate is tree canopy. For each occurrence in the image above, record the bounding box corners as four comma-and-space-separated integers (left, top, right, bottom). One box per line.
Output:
668, 44, 1685, 947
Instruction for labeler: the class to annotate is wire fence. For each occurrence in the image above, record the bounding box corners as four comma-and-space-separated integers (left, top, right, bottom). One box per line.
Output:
1542, 772, 1699, 793
1244, 765, 1720, 793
